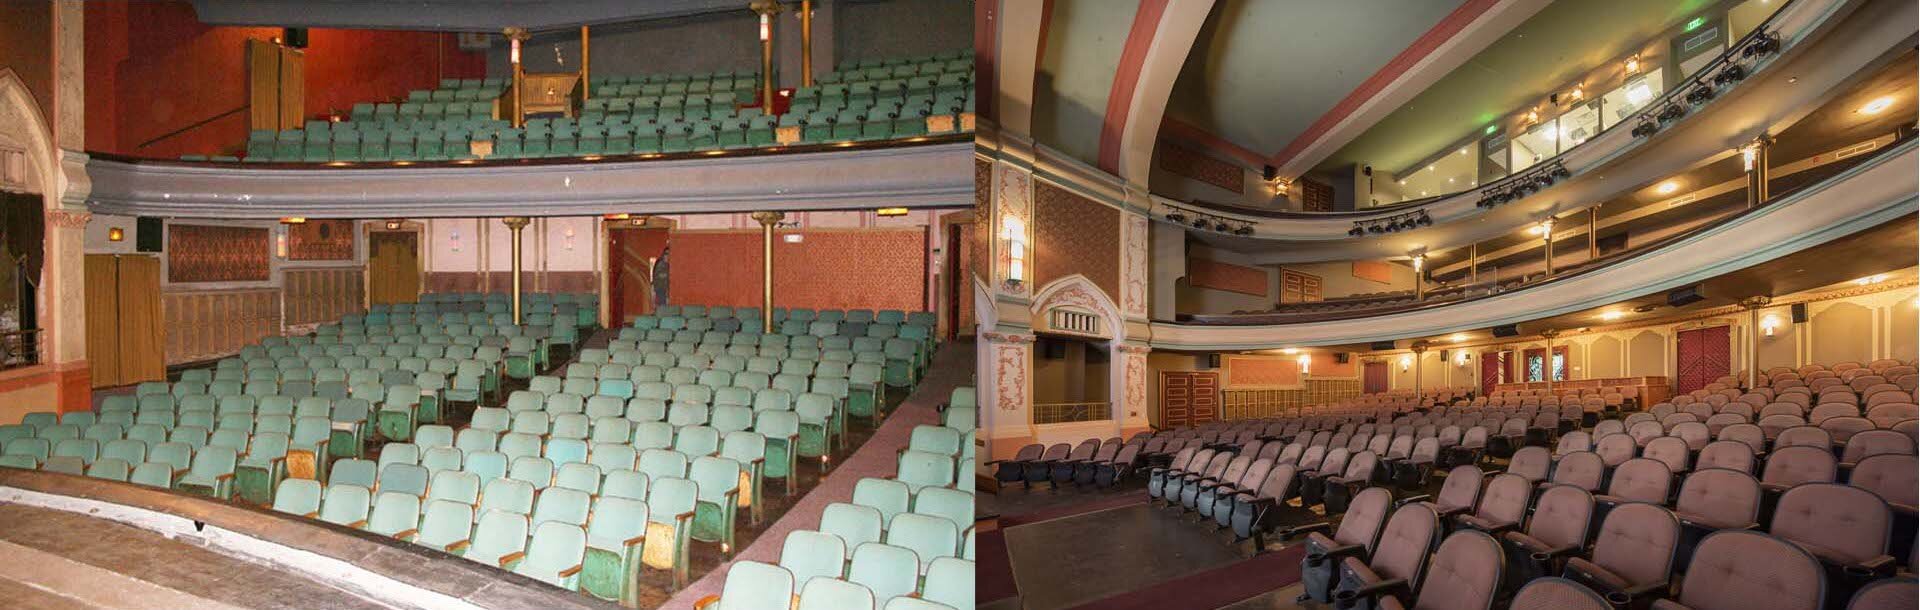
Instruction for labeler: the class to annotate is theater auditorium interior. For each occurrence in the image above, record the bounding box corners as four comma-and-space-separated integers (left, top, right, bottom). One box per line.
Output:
974, 0, 1920, 609
0, 1, 977, 609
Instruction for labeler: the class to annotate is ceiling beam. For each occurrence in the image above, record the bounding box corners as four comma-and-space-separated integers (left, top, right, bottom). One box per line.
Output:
991, 0, 1048, 138
1112, 0, 1215, 186
1271, 0, 1548, 179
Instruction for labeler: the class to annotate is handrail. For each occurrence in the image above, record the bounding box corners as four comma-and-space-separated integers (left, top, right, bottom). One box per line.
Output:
1033, 401, 1113, 425
1171, 0, 1804, 221
1178, 130, 1917, 327
0, 329, 41, 371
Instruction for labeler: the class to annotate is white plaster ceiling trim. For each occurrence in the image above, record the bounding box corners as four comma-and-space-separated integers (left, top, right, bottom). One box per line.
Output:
1117, 0, 1215, 186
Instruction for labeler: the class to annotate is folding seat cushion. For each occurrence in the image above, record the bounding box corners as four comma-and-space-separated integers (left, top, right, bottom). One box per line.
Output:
1500, 485, 1594, 585
579, 496, 649, 603
319, 483, 373, 528
1658, 530, 1826, 610
1507, 446, 1552, 483
778, 529, 846, 594
1333, 503, 1439, 604
643, 477, 700, 588
1511, 577, 1614, 610
1549, 451, 1606, 492
887, 512, 959, 574
367, 491, 422, 540
273, 478, 325, 517
415, 499, 475, 554
175, 445, 240, 500
1298, 485, 1392, 602
1355, 530, 1503, 610
1564, 502, 1679, 603
479, 477, 535, 516
1597, 458, 1672, 507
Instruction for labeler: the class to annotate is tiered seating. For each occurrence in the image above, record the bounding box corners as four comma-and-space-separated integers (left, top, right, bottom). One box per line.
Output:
228, 50, 973, 163
695, 387, 976, 610
1001, 360, 1918, 608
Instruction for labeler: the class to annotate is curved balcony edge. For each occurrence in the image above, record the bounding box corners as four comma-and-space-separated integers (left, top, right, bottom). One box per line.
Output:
82, 140, 974, 219
1146, 140, 1917, 351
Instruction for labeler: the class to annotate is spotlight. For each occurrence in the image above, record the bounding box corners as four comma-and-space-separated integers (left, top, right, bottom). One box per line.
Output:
1550, 164, 1571, 179
1416, 213, 1432, 227
1713, 64, 1746, 86
1234, 225, 1254, 236
1658, 104, 1685, 123
1632, 120, 1659, 138
1349, 225, 1366, 237
1192, 217, 1209, 229
1368, 223, 1385, 234
1743, 34, 1779, 58
1214, 221, 1231, 232
1166, 212, 1187, 223
1686, 84, 1715, 106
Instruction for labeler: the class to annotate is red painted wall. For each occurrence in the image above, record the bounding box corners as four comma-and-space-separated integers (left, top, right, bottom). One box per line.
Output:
668, 229, 928, 312
0, 1, 54, 125
84, 0, 485, 158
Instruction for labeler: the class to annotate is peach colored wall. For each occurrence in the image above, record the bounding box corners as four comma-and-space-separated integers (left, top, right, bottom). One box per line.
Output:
668, 228, 929, 312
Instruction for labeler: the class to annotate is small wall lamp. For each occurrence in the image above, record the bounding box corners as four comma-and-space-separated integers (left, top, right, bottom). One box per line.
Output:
107, 227, 125, 242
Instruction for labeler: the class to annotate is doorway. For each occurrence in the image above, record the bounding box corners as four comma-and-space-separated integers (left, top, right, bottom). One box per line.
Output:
1031, 335, 1113, 424
607, 226, 668, 325
1159, 370, 1219, 429
1363, 361, 1389, 394
944, 223, 964, 340
1676, 325, 1731, 394
367, 231, 421, 305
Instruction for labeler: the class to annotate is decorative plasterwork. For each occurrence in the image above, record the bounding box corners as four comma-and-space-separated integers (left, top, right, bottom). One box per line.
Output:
992, 341, 1031, 413
46, 210, 90, 228
1147, 142, 1918, 350
1031, 274, 1124, 341
991, 160, 1033, 298
1120, 213, 1149, 319
84, 142, 973, 218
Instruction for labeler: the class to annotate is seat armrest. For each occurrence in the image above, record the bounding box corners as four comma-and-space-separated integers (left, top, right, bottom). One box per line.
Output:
1396, 494, 1432, 506
392, 529, 418, 541
497, 551, 526, 568
347, 520, 368, 529
445, 539, 470, 554
1619, 579, 1670, 599
623, 534, 646, 548
558, 564, 583, 578
693, 595, 722, 610
1282, 521, 1332, 538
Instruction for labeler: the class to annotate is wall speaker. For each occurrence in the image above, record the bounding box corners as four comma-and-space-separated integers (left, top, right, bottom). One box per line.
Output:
284, 27, 309, 49
1440, 349, 1450, 362
1492, 324, 1521, 338
1667, 284, 1707, 307
1203, 354, 1221, 369
1370, 340, 1397, 351
1335, 352, 1350, 364
1791, 303, 1807, 324
135, 217, 163, 252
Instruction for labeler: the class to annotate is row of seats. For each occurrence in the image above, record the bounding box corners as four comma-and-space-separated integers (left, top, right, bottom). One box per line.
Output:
697, 386, 978, 610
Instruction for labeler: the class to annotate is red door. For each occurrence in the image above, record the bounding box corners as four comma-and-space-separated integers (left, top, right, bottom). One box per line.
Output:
1481, 352, 1505, 395
1160, 371, 1220, 428
1676, 326, 1731, 394
1363, 361, 1389, 394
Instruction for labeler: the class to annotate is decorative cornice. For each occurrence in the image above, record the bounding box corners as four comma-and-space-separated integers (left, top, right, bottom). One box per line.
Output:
981, 331, 1036, 344
1117, 344, 1154, 354
46, 210, 89, 228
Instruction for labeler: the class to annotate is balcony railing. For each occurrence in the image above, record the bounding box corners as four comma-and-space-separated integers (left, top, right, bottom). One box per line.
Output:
0, 329, 41, 371
1033, 401, 1112, 425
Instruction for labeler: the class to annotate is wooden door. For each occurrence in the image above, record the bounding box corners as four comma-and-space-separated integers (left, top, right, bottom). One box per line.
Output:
1160, 371, 1220, 428
944, 224, 963, 340
1676, 326, 1730, 394
115, 256, 165, 385
1364, 361, 1389, 394
367, 232, 420, 305
1480, 351, 1503, 395
608, 227, 667, 325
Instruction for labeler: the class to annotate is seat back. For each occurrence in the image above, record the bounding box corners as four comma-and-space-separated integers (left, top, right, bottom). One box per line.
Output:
1674, 468, 1760, 529
1413, 530, 1503, 610
1771, 483, 1890, 565
1606, 458, 1672, 503
1673, 531, 1825, 610
1366, 503, 1440, 584
1526, 485, 1594, 550
1590, 502, 1680, 589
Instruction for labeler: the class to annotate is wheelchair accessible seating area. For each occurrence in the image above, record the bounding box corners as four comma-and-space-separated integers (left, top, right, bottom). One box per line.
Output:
213, 49, 974, 163
992, 361, 1920, 610
0, 292, 966, 609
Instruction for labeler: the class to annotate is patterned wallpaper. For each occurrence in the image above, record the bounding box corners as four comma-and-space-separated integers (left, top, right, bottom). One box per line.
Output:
1188, 258, 1268, 296
667, 229, 928, 312
287, 219, 355, 261
1352, 260, 1395, 285
1158, 142, 1243, 194
167, 224, 270, 283
1223, 355, 1303, 389
972, 159, 990, 288
1033, 182, 1119, 301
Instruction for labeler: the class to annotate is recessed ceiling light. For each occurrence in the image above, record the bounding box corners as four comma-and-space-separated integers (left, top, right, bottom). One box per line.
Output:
1859, 96, 1895, 115
1281, 348, 1300, 354
1854, 274, 1888, 285
1599, 311, 1625, 321
1655, 181, 1680, 195
1449, 334, 1467, 343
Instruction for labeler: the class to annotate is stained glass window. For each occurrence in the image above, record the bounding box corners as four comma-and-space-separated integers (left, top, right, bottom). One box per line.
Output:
1527, 354, 1545, 382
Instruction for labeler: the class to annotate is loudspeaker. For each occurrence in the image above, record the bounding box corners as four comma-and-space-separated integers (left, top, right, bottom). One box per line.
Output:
1668, 284, 1707, 307
1440, 349, 1450, 362
1370, 340, 1396, 351
1335, 352, 1350, 364
284, 28, 309, 49
1203, 354, 1221, 369
1492, 324, 1521, 338
1791, 303, 1807, 324
1263, 165, 1279, 181
135, 217, 163, 252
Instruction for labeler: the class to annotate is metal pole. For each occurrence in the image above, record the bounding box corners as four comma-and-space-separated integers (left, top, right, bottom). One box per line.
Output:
579, 26, 590, 103
1745, 135, 1772, 208
1588, 206, 1598, 261
1742, 296, 1772, 388
506, 28, 528, 128
505, 217, 530, 323
752, 1, 781, 111
800, 0, 815, 87
751, 211, 785, 328
1469, 243, 1478, 286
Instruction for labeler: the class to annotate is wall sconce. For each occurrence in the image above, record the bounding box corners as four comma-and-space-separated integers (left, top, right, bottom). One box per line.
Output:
1625, 55, 1641, 75
876, 207, 909, 217
1741, 142, 1760, 172
1530, 218, 1554, 240
275, 229, 288, 258
1760, 314, 1781, 337
1454, 351, 1471, 366
448, 228, 461, 252
1410, 253, 1425, 273
783, 234, 804, 243
759, 12, 771, 41
279, 217, 306, 225
562, 227, 576, 250
1399, 355, 1413, 371
1002, 216, 1028, 286
107, 227, 125, 242
1297, 354, 1312, 375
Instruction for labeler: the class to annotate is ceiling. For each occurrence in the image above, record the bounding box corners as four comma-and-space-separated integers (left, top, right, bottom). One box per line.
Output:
1314, 0, 1722, 175
1030, 0, 1143, 168
188, 0, 746, 32
1161, 0, 1468, 158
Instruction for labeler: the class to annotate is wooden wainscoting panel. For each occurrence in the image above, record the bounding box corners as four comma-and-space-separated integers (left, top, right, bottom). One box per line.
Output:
285, 267, 364, 327
163, 288, 282, 365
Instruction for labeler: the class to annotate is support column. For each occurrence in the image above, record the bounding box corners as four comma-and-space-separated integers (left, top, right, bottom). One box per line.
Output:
504, 217, 530, 323
751, 0, 782, 110
1743, 134, 1772, 208
1411, 343, 1428, 401
1469, 243, 1479, 286
1741, 296, 1772, 389
578, 26, 590, 103
751, 211, 785, 328
50, 1, 91, 412
1539, 218, 1556, 276
505, 27, 529, 128
1411, 253, 1426, 301
1540, 329, 1560, 393
1588, 206, 1599, 261
800, 0, 815, 87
